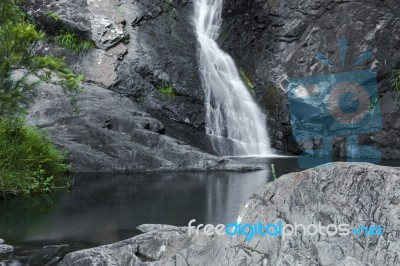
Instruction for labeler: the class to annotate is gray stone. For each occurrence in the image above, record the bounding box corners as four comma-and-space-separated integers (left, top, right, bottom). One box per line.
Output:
22, 0, 126, 49
59, 163, 400, 265
20, 0, 400, 163
0, 244, 14, 254
60, 225, 214, 265
220, 0, 400, 159
22, 0, 221, 160
27, 82, 258, 173
22, 0, 91, 34
137, 224, 185, 233
331, 257, 372, 266
73, 48, 122, 88
114, 0, 207, 131
360, 91, 400, 160
213, 162, 400, 266
86, 0, 126, 49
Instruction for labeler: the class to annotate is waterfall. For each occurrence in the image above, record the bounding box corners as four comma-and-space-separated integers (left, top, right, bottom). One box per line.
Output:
194, 0, 272, 156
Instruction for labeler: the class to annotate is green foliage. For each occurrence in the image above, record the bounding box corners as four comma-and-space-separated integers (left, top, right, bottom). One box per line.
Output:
54, 30, 96, 53
32, 55, 84, 92
45, 11, 60, 21
0, 0, 24, 24
271, 164, 277, 181
0, 0, 83, 117
0, 118, 70, 199
239, 67, 255, 93
0, 0, 78, 198
390, 68, 400, 91
159, 85, 175, 98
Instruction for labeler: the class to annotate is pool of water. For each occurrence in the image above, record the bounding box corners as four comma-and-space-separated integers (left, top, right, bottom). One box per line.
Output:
0, 157, 399, 265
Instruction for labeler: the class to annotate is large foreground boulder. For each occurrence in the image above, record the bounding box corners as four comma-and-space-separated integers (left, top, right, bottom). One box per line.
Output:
60, 163, 400, 265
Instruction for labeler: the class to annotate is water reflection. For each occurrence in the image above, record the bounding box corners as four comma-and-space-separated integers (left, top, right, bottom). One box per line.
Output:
0, 157, 301, 248
41, 170, 271, 245
2, 157, 398, 265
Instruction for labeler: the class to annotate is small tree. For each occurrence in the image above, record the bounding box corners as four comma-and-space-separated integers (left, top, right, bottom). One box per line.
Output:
0, 0, 83, 117
0, 0, 83, 198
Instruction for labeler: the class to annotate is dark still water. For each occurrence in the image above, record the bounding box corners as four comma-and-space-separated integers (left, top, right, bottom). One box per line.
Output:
0, 157, 399, 265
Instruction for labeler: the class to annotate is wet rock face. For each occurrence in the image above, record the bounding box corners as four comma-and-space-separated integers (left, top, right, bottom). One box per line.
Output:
115, 0, 205, 128
20, 0, 230, 172
22, 0, 214, 170
220, 0, 400, 159
27, 81, 256, 173
59, 163, 400, 265
22, 0, 91, 35
22, 0, 400, 166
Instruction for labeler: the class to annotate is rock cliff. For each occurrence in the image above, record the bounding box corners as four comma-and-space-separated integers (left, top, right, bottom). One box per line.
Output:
21, 0, 400, 171
22, 0, 252, 172
220, 0, 400, 159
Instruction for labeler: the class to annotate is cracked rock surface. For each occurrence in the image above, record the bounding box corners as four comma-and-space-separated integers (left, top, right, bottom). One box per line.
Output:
59, 163, 400, 265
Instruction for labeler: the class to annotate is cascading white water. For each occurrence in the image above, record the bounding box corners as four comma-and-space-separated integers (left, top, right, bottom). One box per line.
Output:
194, 0, 272, 156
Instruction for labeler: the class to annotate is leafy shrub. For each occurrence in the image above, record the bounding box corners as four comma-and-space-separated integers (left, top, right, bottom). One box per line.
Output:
54, 30, 96, 53
159, 85, 175, 98
0, 118, 70, 198
390, 68, 400, 91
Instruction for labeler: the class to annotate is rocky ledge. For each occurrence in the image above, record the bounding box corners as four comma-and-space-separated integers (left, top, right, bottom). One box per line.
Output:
27, 81, 258, 173
59, 162, 400, 265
